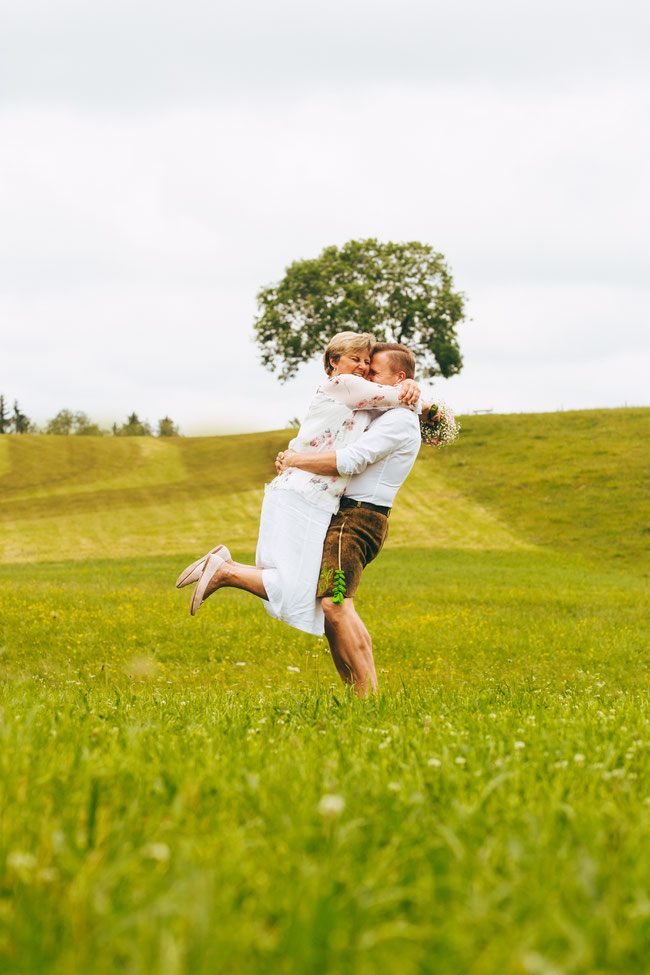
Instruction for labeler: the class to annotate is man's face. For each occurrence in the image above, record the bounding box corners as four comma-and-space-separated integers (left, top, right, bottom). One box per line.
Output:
369, 351, 402, 386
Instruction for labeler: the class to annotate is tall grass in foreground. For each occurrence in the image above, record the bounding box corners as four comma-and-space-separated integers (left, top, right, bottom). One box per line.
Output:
1, 550, 649, 973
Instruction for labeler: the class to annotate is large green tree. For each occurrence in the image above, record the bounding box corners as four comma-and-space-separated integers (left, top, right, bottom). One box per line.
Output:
254, 238, 466, 381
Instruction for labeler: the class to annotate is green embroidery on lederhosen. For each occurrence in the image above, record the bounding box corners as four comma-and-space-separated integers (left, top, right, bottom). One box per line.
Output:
318, 562, 334, 596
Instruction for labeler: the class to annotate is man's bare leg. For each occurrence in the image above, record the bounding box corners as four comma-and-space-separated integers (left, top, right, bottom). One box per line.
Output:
324, 618, 354, 686
203, 561, 268, 600
321, 597, 377, 697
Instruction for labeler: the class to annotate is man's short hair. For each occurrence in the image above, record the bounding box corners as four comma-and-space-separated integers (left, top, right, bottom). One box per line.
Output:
323, 331, 376, 376
372, 342, 415, 379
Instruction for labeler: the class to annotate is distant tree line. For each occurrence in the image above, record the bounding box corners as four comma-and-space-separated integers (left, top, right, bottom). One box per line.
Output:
0, 396, 180, 437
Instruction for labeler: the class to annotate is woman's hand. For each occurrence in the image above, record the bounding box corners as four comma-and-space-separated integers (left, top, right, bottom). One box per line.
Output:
422, 404, 441, 424
397, 379, 421, 406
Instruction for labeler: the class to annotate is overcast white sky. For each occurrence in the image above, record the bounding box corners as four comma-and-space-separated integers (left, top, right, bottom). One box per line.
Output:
2, 0, 649, 433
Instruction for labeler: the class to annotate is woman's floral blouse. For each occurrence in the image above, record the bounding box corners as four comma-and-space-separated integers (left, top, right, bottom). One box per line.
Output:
266, 374, 422, 513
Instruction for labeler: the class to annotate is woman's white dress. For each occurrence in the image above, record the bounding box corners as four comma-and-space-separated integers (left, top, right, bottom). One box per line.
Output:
255, 374, 421, 635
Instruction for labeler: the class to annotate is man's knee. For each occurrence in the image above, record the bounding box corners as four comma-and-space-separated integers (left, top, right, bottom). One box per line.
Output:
322, 596, 352, 623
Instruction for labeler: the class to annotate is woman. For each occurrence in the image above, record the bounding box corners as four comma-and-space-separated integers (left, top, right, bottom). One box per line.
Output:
176, 331, 421, 635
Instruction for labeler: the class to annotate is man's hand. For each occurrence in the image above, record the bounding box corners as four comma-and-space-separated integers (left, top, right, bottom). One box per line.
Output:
275, 449, 339, 477
276, 448, 298, 474
397, 379, 421, 406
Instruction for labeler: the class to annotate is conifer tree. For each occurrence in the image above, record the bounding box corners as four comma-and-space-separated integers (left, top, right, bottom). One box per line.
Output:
11, 400, 30, 434
0, 395, 9, 434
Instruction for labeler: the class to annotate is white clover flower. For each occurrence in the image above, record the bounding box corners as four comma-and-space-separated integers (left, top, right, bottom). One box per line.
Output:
427, 757, 442, 767
455, 756, 466, 765
514, 741, 525, 750
574, 753, 585, 765
7, 851, 37, 872
143, 843, 170, 862
317, 794, 345, 817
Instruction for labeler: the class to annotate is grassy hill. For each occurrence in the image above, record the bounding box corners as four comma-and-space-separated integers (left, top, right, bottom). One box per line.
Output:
1, 407, 648, 569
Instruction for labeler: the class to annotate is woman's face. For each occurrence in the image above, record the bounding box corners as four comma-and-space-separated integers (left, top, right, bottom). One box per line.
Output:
331, 350, 371, 378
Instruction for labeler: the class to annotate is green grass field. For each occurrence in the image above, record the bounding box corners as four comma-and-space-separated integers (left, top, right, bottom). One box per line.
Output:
1, 408, 649, 974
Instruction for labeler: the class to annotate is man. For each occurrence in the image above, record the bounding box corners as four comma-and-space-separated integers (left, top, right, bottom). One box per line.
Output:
276, 343, 423, 696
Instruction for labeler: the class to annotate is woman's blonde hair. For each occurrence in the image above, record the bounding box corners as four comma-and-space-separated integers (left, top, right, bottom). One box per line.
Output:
323, 331, 376, 377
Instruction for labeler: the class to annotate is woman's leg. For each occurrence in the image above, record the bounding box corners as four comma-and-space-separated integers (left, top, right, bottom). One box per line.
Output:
203, 560, 268, 601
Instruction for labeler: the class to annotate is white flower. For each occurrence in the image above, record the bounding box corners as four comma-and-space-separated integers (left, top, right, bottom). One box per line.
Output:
574, 753, 585, 765
7, 851, 37, 872
287, 666, 300, 673
514, 741, 525, 750
317, 794, 345, 817
235, 661, 246, 667
427, 758, 442, 768
143, 843, 170, 862
454, 756, 466, 765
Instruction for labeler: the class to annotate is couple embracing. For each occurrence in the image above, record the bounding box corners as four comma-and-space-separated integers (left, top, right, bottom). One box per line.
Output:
176, 332, 435, 696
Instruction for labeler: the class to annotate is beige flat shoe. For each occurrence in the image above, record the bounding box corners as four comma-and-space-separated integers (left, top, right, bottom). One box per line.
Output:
175, 545, 231, 589
190, 552, 228, 616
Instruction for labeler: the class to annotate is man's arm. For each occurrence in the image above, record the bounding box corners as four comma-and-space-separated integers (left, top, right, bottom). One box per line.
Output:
277, 411, 416, 477
277, 450, 338, 476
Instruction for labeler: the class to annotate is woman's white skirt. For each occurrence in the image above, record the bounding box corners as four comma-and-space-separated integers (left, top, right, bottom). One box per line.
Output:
255, 488, 332, 636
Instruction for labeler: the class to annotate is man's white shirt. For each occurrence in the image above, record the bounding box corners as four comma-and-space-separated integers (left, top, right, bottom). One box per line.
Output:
335, 408, 421, 508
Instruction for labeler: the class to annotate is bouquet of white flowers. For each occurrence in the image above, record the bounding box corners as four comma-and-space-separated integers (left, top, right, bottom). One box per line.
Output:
419, 402, 460, 447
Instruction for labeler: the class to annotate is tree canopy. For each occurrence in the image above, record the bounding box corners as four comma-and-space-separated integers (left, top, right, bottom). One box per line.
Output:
113, 413, 153, 437
45, 410, 105, 436
1, 399, 181, 437
12, 400, 31, 434
157, 416, 180, 437
0, 396, 9, 434
254, 239, 467, 382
